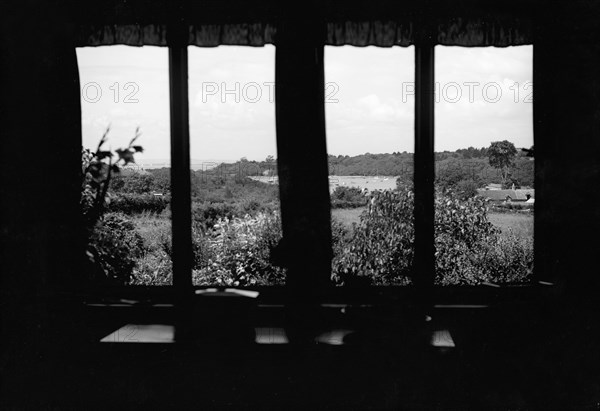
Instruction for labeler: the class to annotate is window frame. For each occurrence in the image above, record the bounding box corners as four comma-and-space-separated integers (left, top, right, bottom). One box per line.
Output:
82, 23, 541, 308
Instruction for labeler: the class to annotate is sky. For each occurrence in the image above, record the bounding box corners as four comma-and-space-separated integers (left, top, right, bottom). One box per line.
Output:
76, 44, 532, 164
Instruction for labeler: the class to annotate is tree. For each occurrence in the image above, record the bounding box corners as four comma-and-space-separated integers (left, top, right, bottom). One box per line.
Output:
487, 140, 517, 186
456, 179, 479, 199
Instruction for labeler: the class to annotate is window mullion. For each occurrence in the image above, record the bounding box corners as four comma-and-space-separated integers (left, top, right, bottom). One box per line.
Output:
168, 44, 193, 293
414, 43, 436, 303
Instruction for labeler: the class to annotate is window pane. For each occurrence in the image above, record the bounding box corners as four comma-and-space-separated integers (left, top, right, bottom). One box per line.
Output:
188, 45, 284, 286
77, 46, 172, 286
434, 46, 534, 285
325, 46, 415, 286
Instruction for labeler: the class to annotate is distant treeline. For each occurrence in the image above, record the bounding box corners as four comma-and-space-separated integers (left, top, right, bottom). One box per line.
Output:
111, 167, 279, 201
109, 168, 280, 219
112, 145, 533, 199
205, 147, 534, 188
433, 154, 533, 190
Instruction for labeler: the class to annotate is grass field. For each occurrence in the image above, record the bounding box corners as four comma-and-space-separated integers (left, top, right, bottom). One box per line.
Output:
487, 212, 534, 239
332, 207, 366, 229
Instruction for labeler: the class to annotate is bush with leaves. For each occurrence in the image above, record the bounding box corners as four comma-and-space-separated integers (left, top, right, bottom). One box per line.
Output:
490, 202, 534, 213
192, 202, 238, 230
82, 127, 146, 284
331, 186, 368, 209
332, 189, 414, 285
434, 194, 500, 285
472, 234, 533, 284
81, 127, 144, 228
87, 213, 146, 285
192, 212, 285, 286
191, 199, 278, 231
332, 188, 533, 286
107, 193, 170, 215
110, 172, 157, 194
129, 212, 173, 285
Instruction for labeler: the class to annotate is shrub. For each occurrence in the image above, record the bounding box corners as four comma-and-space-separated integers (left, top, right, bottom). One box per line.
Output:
455, 179, 480, 199
81, 127, 143, 229
131, 252, 173, 285
110, 172, 156, 194
192, 202, 237, 229
332, 188, 533, 286
434, 201, 499, 286
87, 212, 146, 285
239, 198, 268, 214
134, 210, 285, 286
192, 212, 285, 286
191, 222, 215, 270
331, 186, 368, 209
126, 189, 533, 287
191, 199, 279, 231
107, 193, 170, 215
332, 189, 414, 285
473, 234, 533, 284
490, 202, 534, 213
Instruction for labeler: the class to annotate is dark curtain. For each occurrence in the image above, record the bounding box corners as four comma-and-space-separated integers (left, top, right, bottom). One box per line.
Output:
1, 0, 85, 359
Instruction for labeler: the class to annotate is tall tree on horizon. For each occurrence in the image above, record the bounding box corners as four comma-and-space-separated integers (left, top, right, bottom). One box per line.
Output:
487, 140, 517, 187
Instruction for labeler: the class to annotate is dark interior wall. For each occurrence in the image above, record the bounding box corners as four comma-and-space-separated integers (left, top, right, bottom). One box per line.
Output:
533, 2, 600, 294
1, 1, 84, 352
0, 0, 599, 349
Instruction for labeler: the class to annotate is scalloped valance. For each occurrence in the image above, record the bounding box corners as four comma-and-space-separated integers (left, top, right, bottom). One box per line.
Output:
74, 1, 533, 48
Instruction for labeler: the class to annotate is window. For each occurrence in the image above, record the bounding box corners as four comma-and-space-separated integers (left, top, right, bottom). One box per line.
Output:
325, 46, 415, 287
75, 20, 539, 302
77, 46, 173, 286
434, 46, 534, 286
187, 45, 284, 286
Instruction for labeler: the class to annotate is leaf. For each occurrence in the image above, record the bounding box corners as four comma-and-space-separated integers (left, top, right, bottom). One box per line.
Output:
129, 127, 142, 147
87, 162, 107, 179
132, 145, 144, 153
96, 125, 111, 151
96, 151, 113, 160
115, 148, 135, 165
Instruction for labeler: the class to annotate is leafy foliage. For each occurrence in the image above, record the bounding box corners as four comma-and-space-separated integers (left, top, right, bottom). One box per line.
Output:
332, 188, 533, 286
87, 213, 146, 285
107, 194, 170, 215
192, 212, 286, 286
110, 172, 157, 194
82, 127, 145, 284
133, 211, 285, 287
82, 131, 532, 287
192, 199, 277, 231
332, 190, 414, 286
331, 186, 368, 209
487, 140, 518, 185
81, 126, 143, 228
434, 194, 500, 285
